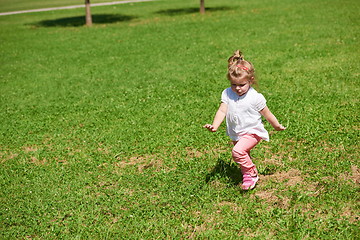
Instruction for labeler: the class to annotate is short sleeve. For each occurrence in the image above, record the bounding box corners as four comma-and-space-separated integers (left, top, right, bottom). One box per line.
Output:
221, 88, 229, 104
254, 93, 266, 111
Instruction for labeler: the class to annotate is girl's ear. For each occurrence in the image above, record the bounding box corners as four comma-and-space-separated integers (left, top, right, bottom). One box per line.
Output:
249, 77, 255, 83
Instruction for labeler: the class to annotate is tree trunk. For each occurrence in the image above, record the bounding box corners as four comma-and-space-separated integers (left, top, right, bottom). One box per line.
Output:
200, 0, 205, 14
85, 0, 92, 26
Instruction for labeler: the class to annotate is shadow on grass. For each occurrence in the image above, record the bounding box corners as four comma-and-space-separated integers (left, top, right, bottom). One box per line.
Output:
205, 158, 242, 186
156, 6, 232, 16
31, 14, 136, 27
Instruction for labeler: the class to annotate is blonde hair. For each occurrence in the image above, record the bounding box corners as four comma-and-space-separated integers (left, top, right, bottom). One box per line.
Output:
227, 50, 256, 84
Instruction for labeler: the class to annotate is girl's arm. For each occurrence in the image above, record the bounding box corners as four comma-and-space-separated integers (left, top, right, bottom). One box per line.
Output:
260, 106, 286, 131
203, 102, 228, 132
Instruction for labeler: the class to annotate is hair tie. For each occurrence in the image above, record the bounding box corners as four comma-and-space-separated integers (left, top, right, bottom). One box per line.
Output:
236, 65, 249, 71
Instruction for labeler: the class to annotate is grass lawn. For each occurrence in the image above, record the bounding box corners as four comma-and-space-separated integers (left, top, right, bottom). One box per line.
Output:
0, 0, 359, 238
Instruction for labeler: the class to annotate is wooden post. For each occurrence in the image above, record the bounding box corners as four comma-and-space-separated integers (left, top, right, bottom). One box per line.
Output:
85, 0, 92, 26
200, 0, 205, 14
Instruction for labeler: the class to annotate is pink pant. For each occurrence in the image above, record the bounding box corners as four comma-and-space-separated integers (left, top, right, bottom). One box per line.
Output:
232, 134, 262, 177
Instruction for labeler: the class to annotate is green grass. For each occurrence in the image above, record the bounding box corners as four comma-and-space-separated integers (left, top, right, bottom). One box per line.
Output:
1, 0, 359, 238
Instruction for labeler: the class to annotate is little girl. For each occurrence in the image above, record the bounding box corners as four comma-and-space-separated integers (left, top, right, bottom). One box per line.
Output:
204, 50, 286, 190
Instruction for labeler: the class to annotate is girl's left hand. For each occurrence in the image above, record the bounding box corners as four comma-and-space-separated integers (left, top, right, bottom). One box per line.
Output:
275, 124, 286, 131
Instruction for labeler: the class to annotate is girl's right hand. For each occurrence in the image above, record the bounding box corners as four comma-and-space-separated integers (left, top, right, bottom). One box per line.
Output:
203, 124, 217, 132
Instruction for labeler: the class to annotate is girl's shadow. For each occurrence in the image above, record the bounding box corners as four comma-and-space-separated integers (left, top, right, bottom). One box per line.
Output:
205, 158, 242, 186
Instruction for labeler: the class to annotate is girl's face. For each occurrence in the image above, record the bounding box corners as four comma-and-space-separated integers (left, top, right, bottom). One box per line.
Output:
230, 77, 252, 96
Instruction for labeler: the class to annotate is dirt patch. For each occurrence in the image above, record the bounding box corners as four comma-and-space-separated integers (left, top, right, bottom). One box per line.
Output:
351, 165, 360, 184
114, 154, 169, 173
319, 140, 346, 153
185, 222, 208, 239
30, 156, 47, 165
339, 165, 360, 185
23, 146, 38, 153
0, 151, 18, 163
253, 169, 304, 208
254, 189, 291, 209
340, 205, 359, 223
260, 168, 303, 186
185, 147, 205, 159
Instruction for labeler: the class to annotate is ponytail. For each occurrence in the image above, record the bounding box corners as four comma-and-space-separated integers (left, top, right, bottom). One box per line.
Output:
227, 50, 256, 83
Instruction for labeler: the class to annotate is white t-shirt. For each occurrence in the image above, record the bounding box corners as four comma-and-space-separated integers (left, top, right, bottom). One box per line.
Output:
221, 87, 269, 141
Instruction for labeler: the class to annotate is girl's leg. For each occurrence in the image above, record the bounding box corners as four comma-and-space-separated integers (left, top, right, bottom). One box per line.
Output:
232, 134, 262, 189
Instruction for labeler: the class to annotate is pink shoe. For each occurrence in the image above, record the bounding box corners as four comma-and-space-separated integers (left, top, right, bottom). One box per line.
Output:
241, 174, 259, 190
